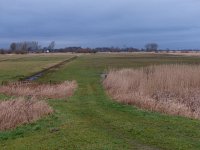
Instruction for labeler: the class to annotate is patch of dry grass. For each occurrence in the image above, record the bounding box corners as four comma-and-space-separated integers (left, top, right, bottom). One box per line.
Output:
0, 97, 53, 131
0, 81, 77, 130
103, 65, 200, 119
169, 52, 200, 56
0, 81, 77, 99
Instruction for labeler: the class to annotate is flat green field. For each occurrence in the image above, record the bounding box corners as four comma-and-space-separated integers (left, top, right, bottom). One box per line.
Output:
0, 53, 74, 82
1, 53, 200, 150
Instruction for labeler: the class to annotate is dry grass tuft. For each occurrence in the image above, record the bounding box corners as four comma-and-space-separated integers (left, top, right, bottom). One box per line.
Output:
0, 80, 77, 130
0, 80, 77, 131
0, 81, 77, 99
0, 97, 53, 131
103, 65, 200, 119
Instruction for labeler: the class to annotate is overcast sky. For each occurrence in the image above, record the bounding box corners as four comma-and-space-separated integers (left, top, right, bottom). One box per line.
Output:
1, 0, 200, 49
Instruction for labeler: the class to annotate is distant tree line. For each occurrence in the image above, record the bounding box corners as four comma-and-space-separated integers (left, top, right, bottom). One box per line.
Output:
145, 43, 158, 52
1, 41, 200, 54
0, 41, 55, 54
10, 41, 41, 54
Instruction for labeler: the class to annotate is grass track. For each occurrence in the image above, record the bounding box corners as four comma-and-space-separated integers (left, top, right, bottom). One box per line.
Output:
1, 54, 200, 149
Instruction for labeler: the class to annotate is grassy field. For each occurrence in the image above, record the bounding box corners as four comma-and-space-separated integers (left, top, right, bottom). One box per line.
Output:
1, 53, 200, 149
0, 53, 74, 82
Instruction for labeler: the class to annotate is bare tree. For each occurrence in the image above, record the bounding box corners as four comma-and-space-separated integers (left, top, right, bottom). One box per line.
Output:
22, 42, 28, 51
10, 43, 17, 51
10, 41, 40, 52
145, 43, 158, 52
48, 41, 55, 51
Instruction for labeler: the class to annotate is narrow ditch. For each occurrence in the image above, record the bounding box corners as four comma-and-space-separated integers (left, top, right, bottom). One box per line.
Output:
21, 56, 77, 81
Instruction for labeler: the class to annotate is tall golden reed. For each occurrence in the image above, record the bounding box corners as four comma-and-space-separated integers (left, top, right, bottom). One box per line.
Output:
103, 65, 200, 119
0, 80, 77, 130
0, 97, 53, 131
0, 81, 77, 99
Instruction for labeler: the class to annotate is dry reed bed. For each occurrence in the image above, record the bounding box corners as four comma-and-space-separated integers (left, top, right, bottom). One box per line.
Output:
103, 65, 200, 119
0, 97, 53, 131
0, 81, 77, 99
0, 80, 77, 131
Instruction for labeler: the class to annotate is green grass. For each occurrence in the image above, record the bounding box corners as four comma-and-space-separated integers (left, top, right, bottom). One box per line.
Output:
1, 53, 200, 149
0, 54, 74, 82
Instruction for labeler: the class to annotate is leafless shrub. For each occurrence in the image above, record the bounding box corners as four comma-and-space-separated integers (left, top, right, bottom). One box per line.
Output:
0, 81, 77, 99
103, 65, 200, 119
0, 97, 53, 131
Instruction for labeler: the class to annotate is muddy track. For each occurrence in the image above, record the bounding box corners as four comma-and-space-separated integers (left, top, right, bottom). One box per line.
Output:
21, 56, 77, 81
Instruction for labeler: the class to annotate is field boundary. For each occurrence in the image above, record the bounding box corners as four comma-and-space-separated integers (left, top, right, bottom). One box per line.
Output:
21, 56, 77, 81
0, 56, 30, 62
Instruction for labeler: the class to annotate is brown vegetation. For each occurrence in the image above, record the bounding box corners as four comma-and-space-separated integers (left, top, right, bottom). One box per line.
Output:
0, 97, 53, 131
103, 65, 200, 119
0, 80, 77, 130
169, 52, 200, 57
0, 81, 77, 99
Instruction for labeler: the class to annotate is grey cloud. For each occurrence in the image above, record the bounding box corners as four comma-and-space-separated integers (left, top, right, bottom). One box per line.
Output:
1, 0, 200, 49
